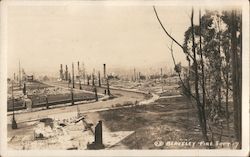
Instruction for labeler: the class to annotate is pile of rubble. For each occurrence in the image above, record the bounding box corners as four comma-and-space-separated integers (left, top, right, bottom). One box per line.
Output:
19, 116, 94, 150
28, 87, 87, 97
28, 87, 70, 96
7, 90, 24, 99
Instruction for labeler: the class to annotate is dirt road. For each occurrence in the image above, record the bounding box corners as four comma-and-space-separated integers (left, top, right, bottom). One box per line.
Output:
7, 81, 147, 123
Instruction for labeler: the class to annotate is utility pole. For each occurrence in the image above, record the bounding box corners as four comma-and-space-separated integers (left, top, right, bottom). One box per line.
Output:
11, 81, 17, 129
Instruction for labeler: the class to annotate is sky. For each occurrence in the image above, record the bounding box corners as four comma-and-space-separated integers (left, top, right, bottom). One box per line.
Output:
7, 4, 202, 77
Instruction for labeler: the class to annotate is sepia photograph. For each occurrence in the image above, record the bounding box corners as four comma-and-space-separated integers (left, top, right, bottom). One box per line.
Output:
0, 0, 249, 156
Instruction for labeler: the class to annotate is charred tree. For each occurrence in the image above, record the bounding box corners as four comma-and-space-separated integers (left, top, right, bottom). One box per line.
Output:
231, 10, 242, 148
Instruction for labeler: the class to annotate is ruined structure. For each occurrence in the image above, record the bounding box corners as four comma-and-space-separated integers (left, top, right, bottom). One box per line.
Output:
92, 74, 95, 86
87, 121, 104, 149
87, 75, 90, 85
98, 71, 101, 87
103, 64, 106, 80
72, 63, 75, 88
94, 87, 98, 101
134, 68, 136, 81
60, 64, 64, 80
65, 65, 68, 81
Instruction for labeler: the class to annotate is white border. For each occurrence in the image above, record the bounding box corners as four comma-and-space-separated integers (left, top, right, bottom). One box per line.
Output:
0, 0, 249, 156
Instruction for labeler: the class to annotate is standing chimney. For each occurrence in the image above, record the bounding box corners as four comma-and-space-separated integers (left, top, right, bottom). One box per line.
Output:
94, 87, 98, 101
138, 72, 141, 83
23, 82, 26, 95
72, 63, 75, 88
77, 61, 80, 71
87, 75, 90, 85
98, 71, 101, 87
65, 65, 68, 81
92, 73, 95, 86
82, 62, 86, 84
19, 60, 21, 88
87, 120, 104, 149
160, 68, 163, 82
95, 121, 103, 146
107, 78, 110, 96
103, 64, 106, 80
60, 64, 63, 80
68, 73, 71, 82
11, 82, 17, 129
77, 61, 80, 78
71, 87, 74, 105
134, 68, 136, 82
68, 72, 71, 88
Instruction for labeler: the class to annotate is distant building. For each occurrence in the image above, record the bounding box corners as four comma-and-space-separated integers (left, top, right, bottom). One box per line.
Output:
27, 75, 34, 82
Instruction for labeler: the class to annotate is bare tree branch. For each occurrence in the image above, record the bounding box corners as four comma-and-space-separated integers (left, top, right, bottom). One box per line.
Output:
153, 6, 184, 49
153, 6, 195, 61
168, 41, 197, 101
154, 6, 197, 102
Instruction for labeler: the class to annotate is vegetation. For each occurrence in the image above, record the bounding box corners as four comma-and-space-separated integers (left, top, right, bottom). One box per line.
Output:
153, 7, 242, 148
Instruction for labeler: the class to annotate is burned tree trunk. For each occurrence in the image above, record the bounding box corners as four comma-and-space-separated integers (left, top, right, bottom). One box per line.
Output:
231, 10, 242, 148
191, 8, 208, 142
153, 6, 216, 143
199, 10, 209, 142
